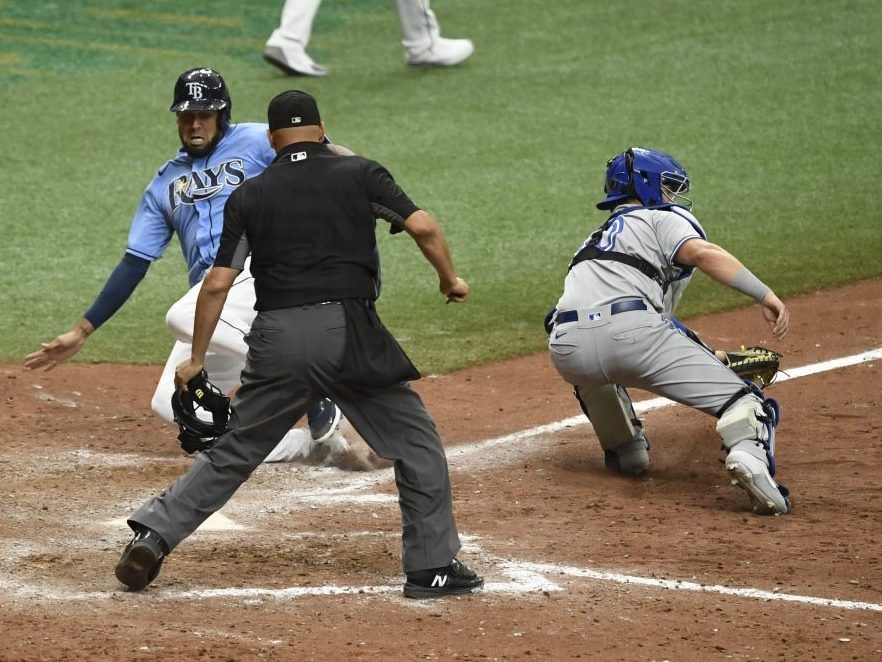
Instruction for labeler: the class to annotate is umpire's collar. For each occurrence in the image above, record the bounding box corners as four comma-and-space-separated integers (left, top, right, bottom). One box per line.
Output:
273, 140, 329, 163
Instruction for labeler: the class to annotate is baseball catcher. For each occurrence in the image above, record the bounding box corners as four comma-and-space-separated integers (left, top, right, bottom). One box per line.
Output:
547, 146, 792, 516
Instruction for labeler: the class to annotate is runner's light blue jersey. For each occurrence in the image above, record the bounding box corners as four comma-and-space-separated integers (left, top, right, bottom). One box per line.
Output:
126, 123, 275, 286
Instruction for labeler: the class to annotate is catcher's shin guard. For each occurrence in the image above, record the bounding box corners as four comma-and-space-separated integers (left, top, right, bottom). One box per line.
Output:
716, 394, 790, 515
575, 384, 650, 476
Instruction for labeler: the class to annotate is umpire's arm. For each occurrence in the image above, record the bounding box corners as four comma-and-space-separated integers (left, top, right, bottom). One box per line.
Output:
403, 210, 469, 304
176, 184, 248, 387
175, 267, 239, 388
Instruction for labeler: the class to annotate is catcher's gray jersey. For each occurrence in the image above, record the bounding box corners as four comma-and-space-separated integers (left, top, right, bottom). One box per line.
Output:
549, 203, 746, 416
556, 204, 704, 316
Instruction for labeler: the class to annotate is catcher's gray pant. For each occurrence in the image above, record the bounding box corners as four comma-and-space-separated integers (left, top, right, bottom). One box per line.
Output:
548, 303, 749, 415
130, 302, 460, 573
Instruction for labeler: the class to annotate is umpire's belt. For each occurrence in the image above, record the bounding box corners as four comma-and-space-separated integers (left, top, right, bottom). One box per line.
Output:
554, 299, 647, 325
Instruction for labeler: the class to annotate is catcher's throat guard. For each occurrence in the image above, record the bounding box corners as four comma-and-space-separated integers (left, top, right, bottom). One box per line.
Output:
171, 370, 230, 454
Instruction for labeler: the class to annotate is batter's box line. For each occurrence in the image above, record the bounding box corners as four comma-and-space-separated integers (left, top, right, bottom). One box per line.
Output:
510, 561, 882, 613
5, 533, 881, 613
265, 345, 882, 499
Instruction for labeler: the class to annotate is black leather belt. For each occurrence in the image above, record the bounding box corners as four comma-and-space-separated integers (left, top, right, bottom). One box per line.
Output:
554, 299, 647, 325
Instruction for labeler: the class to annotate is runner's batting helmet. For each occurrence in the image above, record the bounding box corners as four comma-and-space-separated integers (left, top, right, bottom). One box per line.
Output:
170, 67, 232, 128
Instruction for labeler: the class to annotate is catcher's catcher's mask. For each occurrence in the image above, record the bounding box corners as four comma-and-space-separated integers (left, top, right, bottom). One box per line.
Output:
170, 370, 230, 453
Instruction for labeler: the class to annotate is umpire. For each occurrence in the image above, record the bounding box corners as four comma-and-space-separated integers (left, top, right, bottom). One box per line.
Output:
114, 90, 483, 599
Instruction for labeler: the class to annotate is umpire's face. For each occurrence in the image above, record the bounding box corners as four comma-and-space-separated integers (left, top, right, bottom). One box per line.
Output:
176, 110, 221, 157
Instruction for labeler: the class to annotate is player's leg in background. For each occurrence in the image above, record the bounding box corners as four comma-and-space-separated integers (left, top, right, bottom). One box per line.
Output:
263, 0, 328, 77
395, 0, 474, 66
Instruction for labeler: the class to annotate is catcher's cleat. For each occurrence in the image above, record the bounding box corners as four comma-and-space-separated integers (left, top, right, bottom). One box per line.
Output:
603, 438, 650, 477
725, 449, 792, 516
115, 526, 168, 591
307, 399, 342, 443
403, 558, 484, 599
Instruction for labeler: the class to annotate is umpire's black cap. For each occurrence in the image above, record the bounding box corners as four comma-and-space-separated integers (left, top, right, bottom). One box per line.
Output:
267, 90, 321, 131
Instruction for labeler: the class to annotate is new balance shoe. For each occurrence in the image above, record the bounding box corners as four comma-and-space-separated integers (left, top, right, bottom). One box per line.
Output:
403, 558, 484, 599
406, 38, 474, 67
114, 525, 168, 591
263, 46, 328, 77
307, 399, 342, 443
726, 449, 792, 516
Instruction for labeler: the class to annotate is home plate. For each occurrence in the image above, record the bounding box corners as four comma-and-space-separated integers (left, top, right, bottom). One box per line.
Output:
105, 512, 245, 532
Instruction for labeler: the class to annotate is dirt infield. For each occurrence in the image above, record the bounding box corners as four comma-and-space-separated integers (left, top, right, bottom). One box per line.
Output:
2, 279, 880, 660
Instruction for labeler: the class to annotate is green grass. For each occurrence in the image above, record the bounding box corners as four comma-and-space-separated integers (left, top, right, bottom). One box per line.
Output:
1, 0, 880, 372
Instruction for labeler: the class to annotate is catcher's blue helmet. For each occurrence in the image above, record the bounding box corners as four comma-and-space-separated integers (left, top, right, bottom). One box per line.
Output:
170, 67, 231, 128
597, 147, 692, 210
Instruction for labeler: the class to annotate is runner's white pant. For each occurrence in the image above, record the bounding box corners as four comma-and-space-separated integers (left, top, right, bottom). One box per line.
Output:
150, 264, 313, 462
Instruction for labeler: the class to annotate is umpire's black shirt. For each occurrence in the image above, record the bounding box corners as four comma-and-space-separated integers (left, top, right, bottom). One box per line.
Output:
215, 141, 419, 310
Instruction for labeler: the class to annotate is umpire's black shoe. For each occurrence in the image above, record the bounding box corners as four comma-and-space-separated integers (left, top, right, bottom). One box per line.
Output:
403, 558, 484, 599
114, 526, 168, 591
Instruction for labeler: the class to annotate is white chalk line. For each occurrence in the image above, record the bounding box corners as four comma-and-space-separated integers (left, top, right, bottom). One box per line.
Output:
157, 345, 882, 611
73, 346, 876, 506
7, 348, 881, 613
264, 345, 882, 499
449, 345, 882, 456
513, 562, 882, 613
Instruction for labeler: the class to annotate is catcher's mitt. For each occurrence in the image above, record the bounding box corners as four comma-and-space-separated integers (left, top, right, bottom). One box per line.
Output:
718, 346, 783, 389
170, 370, 230, 453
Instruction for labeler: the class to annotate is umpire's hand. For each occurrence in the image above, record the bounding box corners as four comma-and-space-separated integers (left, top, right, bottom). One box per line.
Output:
175, 359, 205, 391
443, 277, 469, 304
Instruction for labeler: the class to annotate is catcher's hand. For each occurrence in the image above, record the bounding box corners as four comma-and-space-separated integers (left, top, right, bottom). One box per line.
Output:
717, 346, 783, 389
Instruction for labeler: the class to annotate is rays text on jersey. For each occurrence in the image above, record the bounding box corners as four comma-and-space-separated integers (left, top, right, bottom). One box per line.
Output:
168, 159, 246, 209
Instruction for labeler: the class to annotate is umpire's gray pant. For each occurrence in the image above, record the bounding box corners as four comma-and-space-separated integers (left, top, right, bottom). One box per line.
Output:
130, 302, 461, 573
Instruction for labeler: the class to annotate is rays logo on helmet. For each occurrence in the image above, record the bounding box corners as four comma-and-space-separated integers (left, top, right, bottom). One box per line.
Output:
186, 82, 204, 100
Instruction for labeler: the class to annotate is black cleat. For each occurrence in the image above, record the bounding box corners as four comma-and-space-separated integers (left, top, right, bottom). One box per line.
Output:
114, 526, 168, 591
403, 558, 484, 599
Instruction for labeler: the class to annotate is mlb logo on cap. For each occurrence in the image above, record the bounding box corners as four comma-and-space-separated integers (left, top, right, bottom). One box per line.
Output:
267, 89, 321, 131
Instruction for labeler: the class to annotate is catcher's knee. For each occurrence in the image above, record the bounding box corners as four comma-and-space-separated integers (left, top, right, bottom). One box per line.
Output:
716, 393, 780, 468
